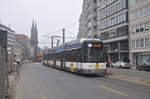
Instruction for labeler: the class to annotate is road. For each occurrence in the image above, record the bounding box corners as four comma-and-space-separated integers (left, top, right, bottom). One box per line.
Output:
15, 63, 150, 99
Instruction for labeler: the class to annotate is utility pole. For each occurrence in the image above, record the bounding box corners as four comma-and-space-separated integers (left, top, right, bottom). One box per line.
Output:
63, 28, 65, 43
43, 35, 60, 48
51, 36, 54, 48
51, 36, 60, 48
56, 39, 60, 46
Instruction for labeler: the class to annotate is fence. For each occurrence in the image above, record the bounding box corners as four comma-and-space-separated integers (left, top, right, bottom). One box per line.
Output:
0, 46, 9, 99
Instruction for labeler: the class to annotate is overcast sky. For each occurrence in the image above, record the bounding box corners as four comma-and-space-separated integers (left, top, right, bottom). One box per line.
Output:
0, 0, 83, 48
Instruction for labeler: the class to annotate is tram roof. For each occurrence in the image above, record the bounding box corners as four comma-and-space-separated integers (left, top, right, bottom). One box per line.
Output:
66, 38, 101, 45
43, 38, 102, 54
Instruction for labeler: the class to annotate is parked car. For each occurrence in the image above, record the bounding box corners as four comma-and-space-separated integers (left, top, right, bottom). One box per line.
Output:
136, 65, 150, 71
136, 62, 150, 71
136, 58, 150, 71
113, 61, 132, 69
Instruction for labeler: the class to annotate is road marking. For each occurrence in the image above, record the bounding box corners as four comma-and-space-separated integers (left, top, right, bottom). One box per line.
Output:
15, 96, 18, 99
109, 75, 150, 86
42, 93, 48, 99
98, 85, 128, 96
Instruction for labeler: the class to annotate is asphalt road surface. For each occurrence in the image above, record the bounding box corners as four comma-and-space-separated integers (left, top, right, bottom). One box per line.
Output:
15, 63, 150, 99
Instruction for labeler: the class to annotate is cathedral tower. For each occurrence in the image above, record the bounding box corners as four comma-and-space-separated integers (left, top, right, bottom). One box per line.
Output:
31, 20, 38, 57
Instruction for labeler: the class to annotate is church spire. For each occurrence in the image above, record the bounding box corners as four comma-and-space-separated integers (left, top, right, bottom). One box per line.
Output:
31, 20, 38, 57
31, 20, 35, 32
35, 22, 37, 31
34, 21, 38, 34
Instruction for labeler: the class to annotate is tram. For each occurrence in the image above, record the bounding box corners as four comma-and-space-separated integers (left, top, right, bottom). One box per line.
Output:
43, 38, 107, 75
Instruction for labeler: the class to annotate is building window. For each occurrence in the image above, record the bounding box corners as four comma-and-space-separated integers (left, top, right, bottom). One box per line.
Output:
140, 38, 145, 48
100, 32, 110, 40
130, 5, 150, 21
145, 38, 150, 47
123, 13, 126, 22
110, 30, 116, 38
131, 22, 150, 33
136, 25, 140, 33
133, 37, 150, 49
129, 0, 135, 7
117, 2, 122, 11
140, 24, 144, 32
132, 40, 136, 48
138, 8, 144, 18
111, 18, 115, 26
132, 26, 136, 33
100, 12, 127, 30
145, 22, 150, 31
122, 0, 126, 9
136, 39, 140, 48
100, 0, 127, 20
117, 25, 128, 36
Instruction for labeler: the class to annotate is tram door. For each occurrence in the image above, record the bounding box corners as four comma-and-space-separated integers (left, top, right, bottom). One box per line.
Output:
77, 63, 82, 70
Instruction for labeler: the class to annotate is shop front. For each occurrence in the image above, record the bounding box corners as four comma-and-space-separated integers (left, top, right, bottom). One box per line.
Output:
133, 52, 150, 66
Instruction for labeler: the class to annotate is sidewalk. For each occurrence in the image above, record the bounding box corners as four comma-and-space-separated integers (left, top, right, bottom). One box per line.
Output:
9, 73, 18, 99
108, 67, 150, 86
9, 64, 21, 99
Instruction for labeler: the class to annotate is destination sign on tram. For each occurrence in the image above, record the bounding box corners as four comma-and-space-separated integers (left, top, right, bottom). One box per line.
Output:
88, 43, 102, 48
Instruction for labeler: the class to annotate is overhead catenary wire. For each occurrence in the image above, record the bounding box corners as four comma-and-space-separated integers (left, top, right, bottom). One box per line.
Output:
65, 29, 77, 36
42, 28, 78, 48
43, 28, 77, 39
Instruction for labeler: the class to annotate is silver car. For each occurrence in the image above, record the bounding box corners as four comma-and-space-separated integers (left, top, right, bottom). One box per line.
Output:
113, 61, 132, 69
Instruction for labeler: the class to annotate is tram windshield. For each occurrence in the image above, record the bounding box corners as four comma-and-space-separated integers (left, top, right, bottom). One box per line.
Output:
83, 42, 106, 62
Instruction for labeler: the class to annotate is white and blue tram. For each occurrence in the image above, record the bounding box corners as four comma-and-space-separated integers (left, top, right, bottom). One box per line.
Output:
43, 38, 107, 75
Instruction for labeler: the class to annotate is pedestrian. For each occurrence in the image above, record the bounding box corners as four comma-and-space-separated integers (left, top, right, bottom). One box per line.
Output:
13, 60, 17, 73
106, 58, 112, 74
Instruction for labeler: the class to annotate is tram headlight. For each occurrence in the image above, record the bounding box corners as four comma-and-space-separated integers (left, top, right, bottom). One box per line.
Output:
88, 43, 92, 47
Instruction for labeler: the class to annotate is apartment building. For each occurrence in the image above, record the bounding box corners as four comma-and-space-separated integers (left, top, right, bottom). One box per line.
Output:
129, 0, 150, 65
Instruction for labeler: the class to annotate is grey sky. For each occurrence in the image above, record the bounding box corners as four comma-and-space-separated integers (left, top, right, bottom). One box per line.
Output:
0, 0, 83, 48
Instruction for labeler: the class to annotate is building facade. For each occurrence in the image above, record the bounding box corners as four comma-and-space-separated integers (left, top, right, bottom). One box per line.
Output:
14, 40, 24, 62
129, 0, 150, 65
0, 24, 16, 48
0, 24, 16, 72
31, 21, 38, 57
78, 0, 150, 63
78, 0, 97, 38
98, 0, 129, 62
15, 34, 34, 58
78, 0, 129, 62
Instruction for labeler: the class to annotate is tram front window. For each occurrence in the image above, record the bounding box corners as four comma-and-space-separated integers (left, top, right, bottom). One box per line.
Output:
87, 48, 104, 62
83, 43, 105, 62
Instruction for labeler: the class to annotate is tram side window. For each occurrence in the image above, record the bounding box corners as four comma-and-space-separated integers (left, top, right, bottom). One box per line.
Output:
50, 54, 54, 60
74, 50, 82, 62
55, 53, 64, 60
65, 49, 82, 62
43, 55, 46, 60
66, 51, 71, 61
